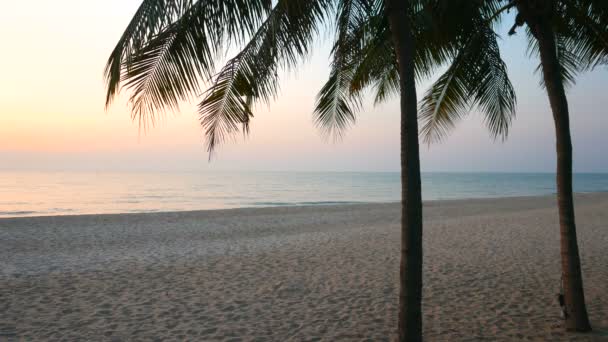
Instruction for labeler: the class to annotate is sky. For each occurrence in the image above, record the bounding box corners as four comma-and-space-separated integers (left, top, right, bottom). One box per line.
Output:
1, 1, 607, 173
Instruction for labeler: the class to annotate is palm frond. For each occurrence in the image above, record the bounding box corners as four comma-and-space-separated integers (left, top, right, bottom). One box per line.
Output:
121, 2, 218, 129
420, 21, 516, 143
106, 0, 273, 125
199, 0, 333, 155
372, 65, 400, 105
347, 0, 492, 108
558, 0, 608, 69
348, 13, 396, 98
104, 0, 194, 107
313, 0, 376, 139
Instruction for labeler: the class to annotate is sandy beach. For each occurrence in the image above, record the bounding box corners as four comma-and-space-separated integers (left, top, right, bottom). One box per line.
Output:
1, 193, 607, 341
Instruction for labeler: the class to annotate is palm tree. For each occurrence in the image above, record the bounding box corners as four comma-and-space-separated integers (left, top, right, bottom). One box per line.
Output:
507, 0, 607, 332
503, 0, 607, 332
314, 2, 516, 339
105, 0, 515, 340
421, 0, 608, 332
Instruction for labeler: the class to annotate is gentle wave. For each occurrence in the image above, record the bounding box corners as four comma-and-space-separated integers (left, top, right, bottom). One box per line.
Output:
0, 201, 29, 206
0, 208, 75, 218
0, 210, 39, 216
127, 209, 160, 213
116, 199, 142, 204
250, 201, 368, 206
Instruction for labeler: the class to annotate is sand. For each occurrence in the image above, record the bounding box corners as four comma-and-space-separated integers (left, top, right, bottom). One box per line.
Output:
1, 193, 607, 341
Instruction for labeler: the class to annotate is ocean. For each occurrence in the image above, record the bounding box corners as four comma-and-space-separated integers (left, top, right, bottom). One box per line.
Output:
1, 171, 608, 218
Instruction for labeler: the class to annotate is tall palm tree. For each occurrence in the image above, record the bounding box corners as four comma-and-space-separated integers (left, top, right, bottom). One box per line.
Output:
422, 0, 608, 332
105, 0, 515, 340
508, 0, 607, 332
313, 2, 516, 339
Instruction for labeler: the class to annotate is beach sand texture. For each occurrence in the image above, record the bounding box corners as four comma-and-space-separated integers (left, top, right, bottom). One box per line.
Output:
1, 193, 607, 341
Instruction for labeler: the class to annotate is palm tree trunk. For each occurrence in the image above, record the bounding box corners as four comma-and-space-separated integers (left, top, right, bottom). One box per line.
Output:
386, 0, 423, 341
534, 22, 592, 332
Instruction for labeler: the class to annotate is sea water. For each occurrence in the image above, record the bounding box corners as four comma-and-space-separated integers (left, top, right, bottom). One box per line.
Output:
1, 171, 608, 217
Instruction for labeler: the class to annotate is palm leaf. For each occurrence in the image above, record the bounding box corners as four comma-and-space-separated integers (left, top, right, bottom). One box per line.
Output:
199, 0, 333, 155
105, 0, 194, 107
420, 21, 516, 143
107, 0, 275, 129
558, 0, 608, 69
313, 0, 376, 139
121, 2, 218, 129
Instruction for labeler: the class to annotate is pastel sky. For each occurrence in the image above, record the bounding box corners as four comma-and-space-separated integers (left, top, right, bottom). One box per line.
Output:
1, 1, 607, 172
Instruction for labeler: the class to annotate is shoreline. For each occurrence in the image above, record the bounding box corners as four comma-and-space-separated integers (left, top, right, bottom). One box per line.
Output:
3, 190, 608, 221
2, 193, 608, 340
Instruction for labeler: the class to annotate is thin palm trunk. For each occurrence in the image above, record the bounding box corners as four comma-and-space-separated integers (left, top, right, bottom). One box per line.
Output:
535, 22, 592, 332
386, 0, 423, 340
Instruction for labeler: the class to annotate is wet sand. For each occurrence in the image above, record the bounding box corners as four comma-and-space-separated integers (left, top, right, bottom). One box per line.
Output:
1, 193, 607, 341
